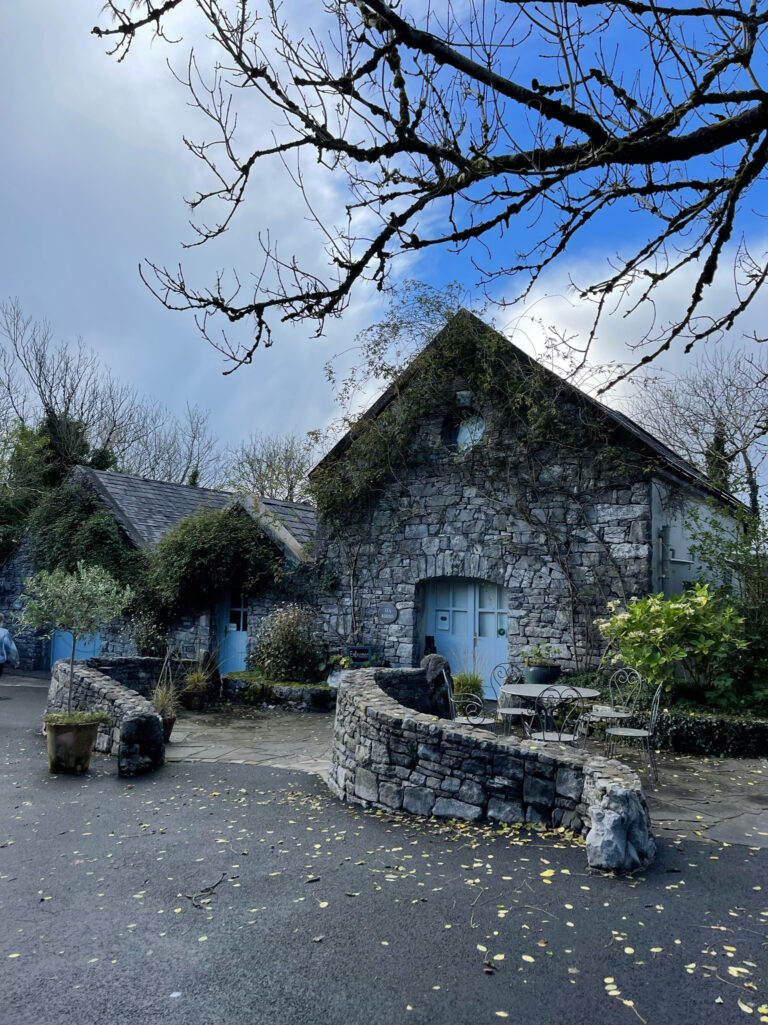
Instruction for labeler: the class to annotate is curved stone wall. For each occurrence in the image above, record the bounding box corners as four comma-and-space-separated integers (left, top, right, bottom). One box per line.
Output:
329, 667, 656, 872
46, 660, 164, 777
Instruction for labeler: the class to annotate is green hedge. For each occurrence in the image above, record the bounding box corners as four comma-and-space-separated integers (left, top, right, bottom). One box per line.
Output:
630, 710, 768, 758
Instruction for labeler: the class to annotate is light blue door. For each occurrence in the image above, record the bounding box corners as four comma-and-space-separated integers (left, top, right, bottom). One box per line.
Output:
218, 592, 248, 676
50, 631, 101, 667
425, 578, 508, 697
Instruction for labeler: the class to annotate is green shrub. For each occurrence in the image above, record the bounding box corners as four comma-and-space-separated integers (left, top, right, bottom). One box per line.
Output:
453, 671, 484, 698
250, 605, 327, 684
595, 584, 746, 708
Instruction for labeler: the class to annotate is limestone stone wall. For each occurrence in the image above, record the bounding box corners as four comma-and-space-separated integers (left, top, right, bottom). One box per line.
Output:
314, 405, 654, 670
0, 540, 46, 670
46, 661, 164, 777
329, 668, 655, 872
83, 655, 195, 698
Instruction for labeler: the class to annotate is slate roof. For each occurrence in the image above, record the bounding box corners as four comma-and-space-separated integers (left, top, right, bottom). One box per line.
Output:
312, 309, 742, 510
74, 467, 316, 558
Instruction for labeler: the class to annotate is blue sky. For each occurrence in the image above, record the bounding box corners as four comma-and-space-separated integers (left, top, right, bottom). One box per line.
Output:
2, 1, 766, 454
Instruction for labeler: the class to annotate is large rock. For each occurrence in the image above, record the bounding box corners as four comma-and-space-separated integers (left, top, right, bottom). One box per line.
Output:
117, 712, 164, 777
585, 781, 656, 872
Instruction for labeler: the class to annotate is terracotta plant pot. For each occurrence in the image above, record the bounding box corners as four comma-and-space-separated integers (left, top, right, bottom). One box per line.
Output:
46, 721, 100, 774
162, 715, 177, 742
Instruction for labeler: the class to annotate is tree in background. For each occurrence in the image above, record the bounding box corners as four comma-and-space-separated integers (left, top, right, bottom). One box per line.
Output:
626, 348, 768, 514
225, 433, 315, 503
0, 299, 222, 487
96, 1, 768, 382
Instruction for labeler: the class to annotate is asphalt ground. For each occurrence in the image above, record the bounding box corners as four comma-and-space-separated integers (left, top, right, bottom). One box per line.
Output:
1, 683, 767, 1025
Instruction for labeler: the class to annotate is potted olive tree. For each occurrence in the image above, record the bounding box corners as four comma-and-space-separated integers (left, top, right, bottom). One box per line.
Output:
18, 562, 132, 774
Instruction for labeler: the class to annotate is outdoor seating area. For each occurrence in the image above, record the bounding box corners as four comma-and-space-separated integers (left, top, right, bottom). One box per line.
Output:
448, 662, 665, 785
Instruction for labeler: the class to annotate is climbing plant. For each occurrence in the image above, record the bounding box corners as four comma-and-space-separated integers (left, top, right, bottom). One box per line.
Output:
309, 286, 664, 661
140, 506, 278, 625
28, 482, 138, 582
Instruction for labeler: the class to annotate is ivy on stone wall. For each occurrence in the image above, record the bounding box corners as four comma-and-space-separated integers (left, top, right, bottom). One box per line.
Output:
28, 482, 139, 583
140, 506, 278, 625
309, 307, 657, 662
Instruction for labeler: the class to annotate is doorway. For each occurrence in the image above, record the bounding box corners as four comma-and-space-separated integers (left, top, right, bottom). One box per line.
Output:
423, 577, 508, 697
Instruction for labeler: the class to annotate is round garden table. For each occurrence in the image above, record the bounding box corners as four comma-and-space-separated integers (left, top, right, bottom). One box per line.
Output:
497, 682, 601, 735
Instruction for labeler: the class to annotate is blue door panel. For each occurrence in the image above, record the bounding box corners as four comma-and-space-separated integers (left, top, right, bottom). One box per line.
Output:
50, 631, 101, 667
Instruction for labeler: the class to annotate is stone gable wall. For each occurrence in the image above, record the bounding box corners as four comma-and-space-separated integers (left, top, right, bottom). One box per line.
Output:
46, 660, 164, 776
329, 668, 656, 872
314, 404, 654, 669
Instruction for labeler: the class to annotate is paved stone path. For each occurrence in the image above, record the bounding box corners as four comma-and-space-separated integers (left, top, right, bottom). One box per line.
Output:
8, 671, 768, 849
167, 706, 333, 776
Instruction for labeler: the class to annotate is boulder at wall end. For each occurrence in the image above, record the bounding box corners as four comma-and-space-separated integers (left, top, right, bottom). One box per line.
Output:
586, 782, 656, 872
117, 712, 165, 777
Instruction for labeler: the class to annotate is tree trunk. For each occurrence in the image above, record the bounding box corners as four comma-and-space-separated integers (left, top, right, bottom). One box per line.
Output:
67, 633, 77, 716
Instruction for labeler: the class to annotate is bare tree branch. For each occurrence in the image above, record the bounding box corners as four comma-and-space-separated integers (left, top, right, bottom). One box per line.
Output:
93, 0, 768, 378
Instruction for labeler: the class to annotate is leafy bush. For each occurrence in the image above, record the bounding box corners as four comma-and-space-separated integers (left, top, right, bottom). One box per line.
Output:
689, 508, 768, 712
249, 605, 326, 684
595, 584, 746, 709
142, 507, 276, 624
453, 671, 484, 698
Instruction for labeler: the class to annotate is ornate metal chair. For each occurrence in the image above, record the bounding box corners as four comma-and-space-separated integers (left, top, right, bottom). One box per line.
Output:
445, 671, 497, 730
524, 685, 588, 746
491, 662, 534, 735
585, 668, 644, 736
605, 682, 663, 783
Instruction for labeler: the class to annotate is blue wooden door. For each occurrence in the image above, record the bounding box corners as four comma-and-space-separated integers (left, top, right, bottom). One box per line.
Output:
425, 578, 507, 697
218, 592, 248, 676
50, 630, 101, 667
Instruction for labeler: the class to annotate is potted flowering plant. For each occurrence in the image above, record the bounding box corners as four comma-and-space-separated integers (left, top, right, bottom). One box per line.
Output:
522, 642, 562, 685
17, 562, 132, 774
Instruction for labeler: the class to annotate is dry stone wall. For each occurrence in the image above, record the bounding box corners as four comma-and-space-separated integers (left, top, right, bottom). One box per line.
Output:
329, 668, 656, 873
46, 660, 164, 777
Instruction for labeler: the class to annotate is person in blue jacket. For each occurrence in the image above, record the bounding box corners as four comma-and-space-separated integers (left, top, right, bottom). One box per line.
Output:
0, 614, 19, 675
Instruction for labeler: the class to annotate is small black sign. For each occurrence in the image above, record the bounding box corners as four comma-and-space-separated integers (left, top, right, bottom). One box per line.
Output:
346, 645, 372, 665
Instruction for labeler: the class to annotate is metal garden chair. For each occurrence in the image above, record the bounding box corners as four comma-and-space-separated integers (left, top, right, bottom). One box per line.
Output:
445, 671, 497, 730
524, 685, 588, 746
605, 682, 663, 783
492, 662, 534, 735
585, 667, 645, 737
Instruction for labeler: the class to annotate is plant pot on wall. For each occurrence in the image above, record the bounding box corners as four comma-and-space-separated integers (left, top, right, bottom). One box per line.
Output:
522, 663, 562, 686
44, 713, 107, 774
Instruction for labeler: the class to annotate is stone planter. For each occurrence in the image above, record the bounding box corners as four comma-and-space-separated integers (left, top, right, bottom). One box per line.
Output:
522, 663, 562, 686
45, 720, 100, 774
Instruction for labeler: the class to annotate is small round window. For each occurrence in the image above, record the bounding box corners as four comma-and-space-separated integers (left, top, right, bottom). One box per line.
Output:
442, 411, 485, 452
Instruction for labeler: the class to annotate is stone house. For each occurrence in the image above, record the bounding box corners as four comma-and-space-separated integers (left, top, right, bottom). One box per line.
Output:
309, 310, 740, 692
0, 466, 315, 673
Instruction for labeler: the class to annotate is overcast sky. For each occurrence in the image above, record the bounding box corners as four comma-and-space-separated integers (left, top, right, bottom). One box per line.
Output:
2, 2, 767, 459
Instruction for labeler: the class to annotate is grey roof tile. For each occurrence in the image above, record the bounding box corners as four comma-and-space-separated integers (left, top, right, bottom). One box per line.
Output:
74, 467, 316, 556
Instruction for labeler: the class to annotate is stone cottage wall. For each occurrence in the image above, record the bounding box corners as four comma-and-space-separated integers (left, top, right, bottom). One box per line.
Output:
46, 661, 164, 776
0, 539, 46, 670
314, 406, 654, 669
329, 668, 655, 872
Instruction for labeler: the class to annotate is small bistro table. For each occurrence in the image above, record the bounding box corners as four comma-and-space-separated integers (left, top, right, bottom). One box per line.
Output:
497, 682, 601, 736
499, 682, 600, 702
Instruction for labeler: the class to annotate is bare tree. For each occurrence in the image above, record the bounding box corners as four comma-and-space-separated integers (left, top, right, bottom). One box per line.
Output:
94, 1, 768, 382
626, 348, 768, 513
0, 298, 223, 486
225, 433, 314, 502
